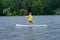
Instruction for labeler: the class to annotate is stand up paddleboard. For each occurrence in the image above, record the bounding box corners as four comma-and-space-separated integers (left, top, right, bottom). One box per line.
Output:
16, 24, 47, 27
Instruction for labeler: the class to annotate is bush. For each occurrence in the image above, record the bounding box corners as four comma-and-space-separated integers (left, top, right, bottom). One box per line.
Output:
19, 9, 28, 16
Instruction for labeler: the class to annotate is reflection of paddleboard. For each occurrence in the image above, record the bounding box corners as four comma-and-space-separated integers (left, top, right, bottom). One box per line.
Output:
16, 24, 47, 27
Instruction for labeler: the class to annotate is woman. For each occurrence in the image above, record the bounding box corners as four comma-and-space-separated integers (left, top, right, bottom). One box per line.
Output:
25, 12, 33, 25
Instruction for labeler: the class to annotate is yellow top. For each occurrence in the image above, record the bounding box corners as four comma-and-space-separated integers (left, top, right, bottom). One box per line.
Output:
25, 15, 32, 21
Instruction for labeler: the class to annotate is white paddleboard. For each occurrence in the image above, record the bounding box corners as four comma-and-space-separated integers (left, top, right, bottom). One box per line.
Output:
16, 24, 47, 27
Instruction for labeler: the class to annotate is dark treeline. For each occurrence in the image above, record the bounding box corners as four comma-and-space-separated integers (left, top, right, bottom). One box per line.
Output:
0, 0, 60, 16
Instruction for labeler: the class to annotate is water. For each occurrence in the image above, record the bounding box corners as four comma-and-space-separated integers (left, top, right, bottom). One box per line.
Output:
0, 16, 60, 40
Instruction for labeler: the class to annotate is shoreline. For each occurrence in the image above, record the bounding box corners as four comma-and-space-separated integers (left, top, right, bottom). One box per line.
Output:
0, 15, 60, 17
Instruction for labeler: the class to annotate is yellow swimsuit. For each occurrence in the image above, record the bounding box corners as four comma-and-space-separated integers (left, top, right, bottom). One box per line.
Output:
25, 15, 32, 21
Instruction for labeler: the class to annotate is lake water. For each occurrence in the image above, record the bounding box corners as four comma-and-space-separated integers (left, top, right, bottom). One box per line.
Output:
0, 16, 60, 40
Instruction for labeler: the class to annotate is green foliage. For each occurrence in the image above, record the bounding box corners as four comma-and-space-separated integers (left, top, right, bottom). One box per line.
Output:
19, 9, 28, 15
3, 8, 12, 16
13, 11, 18, 16
0, 0, 60, 16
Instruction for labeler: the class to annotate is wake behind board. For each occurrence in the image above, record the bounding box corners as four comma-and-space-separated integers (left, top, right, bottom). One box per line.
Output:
16, 24, 47, 27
